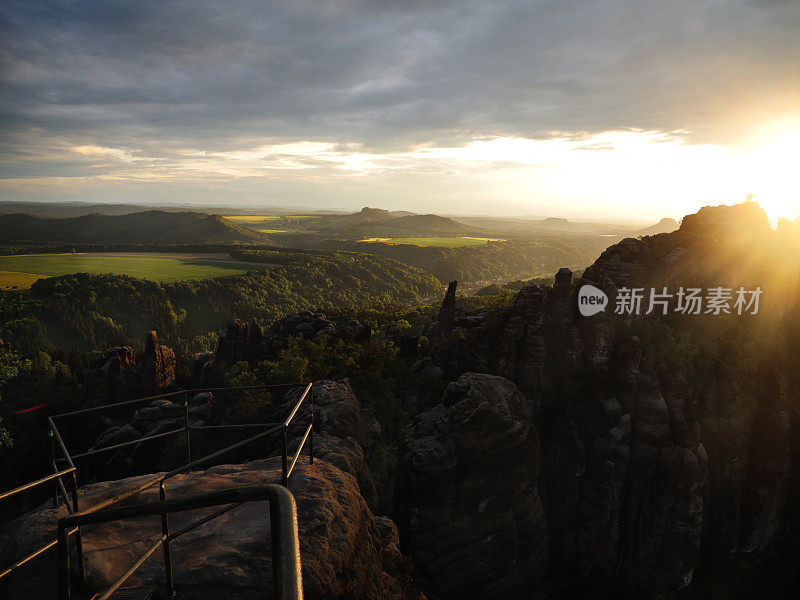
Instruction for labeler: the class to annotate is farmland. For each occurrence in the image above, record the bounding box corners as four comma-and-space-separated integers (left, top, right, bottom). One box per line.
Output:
357, 236, 504, 247
0, 252, 270, 288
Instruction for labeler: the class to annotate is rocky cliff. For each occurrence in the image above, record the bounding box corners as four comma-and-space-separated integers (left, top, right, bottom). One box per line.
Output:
401, 202, 800, 597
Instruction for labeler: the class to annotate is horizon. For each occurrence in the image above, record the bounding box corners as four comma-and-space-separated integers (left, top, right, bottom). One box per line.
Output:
2, 1, 799, 222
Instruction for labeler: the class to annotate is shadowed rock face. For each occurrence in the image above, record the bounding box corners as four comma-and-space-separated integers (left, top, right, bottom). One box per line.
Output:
402, 203, 800, 596
83, 346, 136, 405
196, 319, 265, 387
400, 372, 548, 600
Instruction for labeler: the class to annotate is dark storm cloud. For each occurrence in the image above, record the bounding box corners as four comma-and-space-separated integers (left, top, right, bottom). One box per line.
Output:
1, 0, 799, 176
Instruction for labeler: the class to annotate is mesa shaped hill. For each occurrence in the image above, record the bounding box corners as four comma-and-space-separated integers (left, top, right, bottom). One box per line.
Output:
0, 211, 270, 244
365, 213, 476, 236
637, 217, 679, 236
314, 207, 395, 229
310, 207, 474, 237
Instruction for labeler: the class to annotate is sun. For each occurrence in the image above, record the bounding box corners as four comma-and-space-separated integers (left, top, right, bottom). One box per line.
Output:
739, 122, 800, 223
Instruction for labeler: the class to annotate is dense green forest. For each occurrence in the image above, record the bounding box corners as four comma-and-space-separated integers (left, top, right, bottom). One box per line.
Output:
0, 251, 440, 359
0, 211, 269, 244
312, 237, 607, 282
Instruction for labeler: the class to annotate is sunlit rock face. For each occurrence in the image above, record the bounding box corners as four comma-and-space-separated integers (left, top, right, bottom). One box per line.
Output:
399, 372, 548, 600
142, 331, 176, 395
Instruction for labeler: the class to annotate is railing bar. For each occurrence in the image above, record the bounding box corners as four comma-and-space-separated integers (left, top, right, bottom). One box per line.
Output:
0, 527, 78, 580
168, 502, 244, 541
66, 424, 285, 519
287, 423, 313, 480
61, 486, 281, 527
51, 384, 304, 420
95, 535, 166, 600
49, 419, 75, 469
54, 471, 74, 513
190, 422, 289, 430
69, 428, 184, 460
283, 383, 313, 427
0, 467, 76, 500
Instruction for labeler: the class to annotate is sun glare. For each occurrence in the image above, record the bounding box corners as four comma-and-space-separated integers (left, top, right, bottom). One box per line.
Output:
739, 122, 800, 223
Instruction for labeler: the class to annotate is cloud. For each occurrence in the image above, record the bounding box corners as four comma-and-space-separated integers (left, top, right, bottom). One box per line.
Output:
0, 0, 798, 212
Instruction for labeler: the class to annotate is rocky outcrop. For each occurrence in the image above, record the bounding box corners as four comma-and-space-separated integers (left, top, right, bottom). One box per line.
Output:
400, 372, 548, 600
2, 378, 422, 600
281, 379, 380, 509
266, 311, 337, 353
142, 331, 176, 395
195, 316, 373, 386
83, 346, 136, 405
399, 203, 799, 596
0, 459, 415, 600
88, 393, 213, 480
196, 320, 265, 386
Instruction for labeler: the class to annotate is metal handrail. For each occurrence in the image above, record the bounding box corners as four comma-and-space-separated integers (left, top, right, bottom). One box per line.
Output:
50, 385, 300, 420
0, 464, 79, 582
2, 381, 315, 596
0, 467, 75, 501
57, 485, 303, 600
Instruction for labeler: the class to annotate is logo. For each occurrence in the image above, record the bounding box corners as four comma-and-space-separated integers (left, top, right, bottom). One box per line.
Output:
578, 284, 608, 317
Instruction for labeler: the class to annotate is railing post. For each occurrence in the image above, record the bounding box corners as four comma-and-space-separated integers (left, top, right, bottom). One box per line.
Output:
281, 427, 288, 487
159, 481, 175, 597
57, 524, 71, 600
49, 429, 58, 508
309, 392, 314, 465
270, 499, 283, 598
184, 391, 192, 470
70, 472, 86, 589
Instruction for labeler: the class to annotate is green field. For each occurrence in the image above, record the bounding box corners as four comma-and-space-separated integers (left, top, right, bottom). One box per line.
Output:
358, 236, 504, 247
0, 253, 270, 288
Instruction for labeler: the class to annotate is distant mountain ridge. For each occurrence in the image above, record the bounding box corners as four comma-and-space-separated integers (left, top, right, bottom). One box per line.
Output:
314, 206, 475, 237
637, 217, 679, 236
0, 211, 270, 244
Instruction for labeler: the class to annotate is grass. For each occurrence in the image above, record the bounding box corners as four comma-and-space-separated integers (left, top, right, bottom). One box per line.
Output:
224, 215, 318, 223
357, 236, 504, 247
0, 271, 43, 290
0, 253, 270, 288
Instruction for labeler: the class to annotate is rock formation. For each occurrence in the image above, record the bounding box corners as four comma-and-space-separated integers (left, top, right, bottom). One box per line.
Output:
142, 331, 176, 395
82, 346, 136, 405
399, 203, 800, 596
1, 381, 422, 600
400, 372, 548, 600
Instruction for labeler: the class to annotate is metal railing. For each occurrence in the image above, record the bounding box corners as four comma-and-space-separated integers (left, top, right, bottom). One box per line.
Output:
0, 466, 85, 583
1, 382, 315, 598
58, 485, 303, 600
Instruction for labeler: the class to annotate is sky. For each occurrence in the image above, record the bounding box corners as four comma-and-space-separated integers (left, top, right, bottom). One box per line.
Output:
1, 0, 799, 222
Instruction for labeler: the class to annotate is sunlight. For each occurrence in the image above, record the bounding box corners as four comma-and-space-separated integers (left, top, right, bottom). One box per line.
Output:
738, 120, 800, 223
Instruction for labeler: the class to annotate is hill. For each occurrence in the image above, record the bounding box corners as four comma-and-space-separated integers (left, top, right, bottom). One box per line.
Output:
363, 214, 475, 236
0, 211, 270, 244
307, 207, 473, 237
317, 207, 394, 228
637, 217, 679, 236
